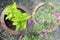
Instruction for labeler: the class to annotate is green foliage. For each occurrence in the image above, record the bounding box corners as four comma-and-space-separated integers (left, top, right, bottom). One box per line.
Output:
45, 33, 54, 40
4, 2, 31, 31
22, 35, 42, 40
34, 3, 58, 31
5, 2, 17, 20
22, 24, 43, 40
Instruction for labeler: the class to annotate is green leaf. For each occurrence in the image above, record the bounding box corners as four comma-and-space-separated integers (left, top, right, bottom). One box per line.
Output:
16, 24, 20, 31
13, 22, 17, 25
22, 13, 31, 20
12, 2, 16, 9
6, 13, 12, 20
20, 21, 27, 30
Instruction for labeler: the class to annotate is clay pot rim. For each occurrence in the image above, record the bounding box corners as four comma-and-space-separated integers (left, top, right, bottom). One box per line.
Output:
32, 2, 58, 33
0, 4, 31, 35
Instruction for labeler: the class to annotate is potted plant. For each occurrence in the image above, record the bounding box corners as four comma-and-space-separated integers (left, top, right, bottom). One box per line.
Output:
0, 2, 31, 35
32, 2, 60, 33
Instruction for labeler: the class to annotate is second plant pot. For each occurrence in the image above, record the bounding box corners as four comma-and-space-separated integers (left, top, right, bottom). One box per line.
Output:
32, 2, 59, 33
0, 3, 31, 35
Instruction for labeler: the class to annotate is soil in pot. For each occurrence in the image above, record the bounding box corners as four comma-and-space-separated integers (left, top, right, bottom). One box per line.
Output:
4, 15, 16, 30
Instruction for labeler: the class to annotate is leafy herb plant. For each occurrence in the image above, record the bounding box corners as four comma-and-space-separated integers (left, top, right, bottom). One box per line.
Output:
4, 2, 31, 31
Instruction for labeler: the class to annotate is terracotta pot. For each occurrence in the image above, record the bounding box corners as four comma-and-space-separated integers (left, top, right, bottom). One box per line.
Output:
32, 2, 58, 33
0, 4, 31, 35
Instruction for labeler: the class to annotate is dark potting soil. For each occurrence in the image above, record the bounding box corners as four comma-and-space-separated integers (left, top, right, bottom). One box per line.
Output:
4, 8, 25, 30
4, 15, 16, 30
17, 8, 25, 13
